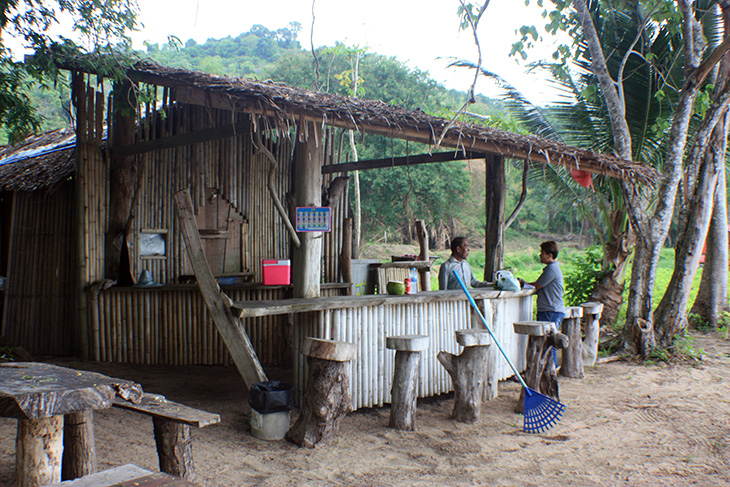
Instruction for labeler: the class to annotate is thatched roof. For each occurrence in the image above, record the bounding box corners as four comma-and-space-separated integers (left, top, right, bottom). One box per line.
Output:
125, 60, 657, 185
0, 128, 76, 191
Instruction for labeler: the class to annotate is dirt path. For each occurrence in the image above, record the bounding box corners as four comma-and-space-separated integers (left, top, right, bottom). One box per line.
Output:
1, 332, 729, 486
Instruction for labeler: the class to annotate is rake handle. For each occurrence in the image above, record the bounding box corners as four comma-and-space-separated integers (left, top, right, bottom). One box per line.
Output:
452, 271, 530, 391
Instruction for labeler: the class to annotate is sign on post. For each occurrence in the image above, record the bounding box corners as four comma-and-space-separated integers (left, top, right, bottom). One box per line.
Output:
296, 207, 331, 232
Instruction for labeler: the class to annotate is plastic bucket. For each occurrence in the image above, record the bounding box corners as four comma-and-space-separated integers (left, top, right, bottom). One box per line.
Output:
248, 381, 295, 440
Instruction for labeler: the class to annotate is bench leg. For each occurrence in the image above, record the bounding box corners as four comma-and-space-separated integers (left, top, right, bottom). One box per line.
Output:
16, 415, 63, 487
62, 411, 97, 481
153, 418, 194, 480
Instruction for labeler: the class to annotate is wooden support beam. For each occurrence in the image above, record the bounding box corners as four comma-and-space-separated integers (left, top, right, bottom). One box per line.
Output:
483, 154, 505, 282
113, 121, 250, 158
173, 189, 267, 388
321, 151, 485, 174
292, 121, 323, 299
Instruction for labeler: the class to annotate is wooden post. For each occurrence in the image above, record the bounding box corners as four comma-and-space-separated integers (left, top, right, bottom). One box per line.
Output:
17, 416, 64, 487
415, 220, 431, 291
107, 79, 139, 284
581, 302, 603, 367
62, 411, 97, 481
339, 218, 353, 295
287, 337, 356, 448
386, 335, 429, 431
153, 418, 194, 480
173, 190, 267, 388
560, 306, 585, 378
292, 121, 323, 300
437, 329, 491, 423
484, 154, 505, 282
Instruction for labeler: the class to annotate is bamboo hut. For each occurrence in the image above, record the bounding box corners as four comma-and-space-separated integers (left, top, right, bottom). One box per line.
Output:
0, 59, 655, 408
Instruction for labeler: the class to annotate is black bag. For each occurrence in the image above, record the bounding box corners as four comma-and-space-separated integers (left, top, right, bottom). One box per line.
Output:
248, 380, 295, 414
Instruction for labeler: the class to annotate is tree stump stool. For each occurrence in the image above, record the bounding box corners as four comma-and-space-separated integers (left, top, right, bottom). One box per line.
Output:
386, 335, 429, 431
286, 337, 357, 448
437, 329, 491, 423
560, 306, 585, 378
513, 321, 568, 414
580, 302, 604, 367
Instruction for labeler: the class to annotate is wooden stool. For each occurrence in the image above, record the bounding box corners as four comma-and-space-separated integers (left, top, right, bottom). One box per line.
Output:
286, 337, 357, 448
437, 329, 491, 423
386, 335, 429, 431
513, 321, 567, 414
560, 307, 585, 378
580, 302, 604, 367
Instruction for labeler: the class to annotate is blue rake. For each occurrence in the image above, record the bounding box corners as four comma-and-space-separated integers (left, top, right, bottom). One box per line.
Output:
452, 271, 566, 433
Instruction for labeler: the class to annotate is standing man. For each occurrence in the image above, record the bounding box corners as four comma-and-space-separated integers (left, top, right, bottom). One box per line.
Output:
519, 241, 566, 329
439, 237, 489, 290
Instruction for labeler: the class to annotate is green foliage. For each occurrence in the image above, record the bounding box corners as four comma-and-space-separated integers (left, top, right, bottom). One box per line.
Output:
0, 0, 139, 142
564, 246, 607, 306
644, 332, 704, 365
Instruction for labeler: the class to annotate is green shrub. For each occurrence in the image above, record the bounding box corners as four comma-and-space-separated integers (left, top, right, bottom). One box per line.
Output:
564, 246, 607, 306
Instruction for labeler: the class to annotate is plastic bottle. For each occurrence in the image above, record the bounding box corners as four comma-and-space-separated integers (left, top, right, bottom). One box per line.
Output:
409, 267, 418, 293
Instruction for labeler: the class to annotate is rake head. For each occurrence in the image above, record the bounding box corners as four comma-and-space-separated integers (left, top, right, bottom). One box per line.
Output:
522, 387, 565, 433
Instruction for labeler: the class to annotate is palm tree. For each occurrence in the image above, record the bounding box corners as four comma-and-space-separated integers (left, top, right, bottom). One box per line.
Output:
453, 1, 685, 326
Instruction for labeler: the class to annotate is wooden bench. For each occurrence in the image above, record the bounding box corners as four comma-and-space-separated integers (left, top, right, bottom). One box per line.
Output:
48, 463, 202, 486
112, 393, 220, 480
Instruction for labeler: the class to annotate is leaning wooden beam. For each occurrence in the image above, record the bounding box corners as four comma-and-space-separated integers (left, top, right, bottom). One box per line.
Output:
173, 189, 267, 388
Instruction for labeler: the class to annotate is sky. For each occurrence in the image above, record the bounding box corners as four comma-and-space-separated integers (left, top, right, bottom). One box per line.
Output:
131, 0, 561, 104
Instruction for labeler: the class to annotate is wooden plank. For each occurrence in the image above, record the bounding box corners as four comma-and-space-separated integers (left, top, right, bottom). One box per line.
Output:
173, 189, 267, 388
321, 150, 485, 174
48, 464, 151, 487
113, 393, 220, 428
232, 288, 536, 318
49, 465, 201, 487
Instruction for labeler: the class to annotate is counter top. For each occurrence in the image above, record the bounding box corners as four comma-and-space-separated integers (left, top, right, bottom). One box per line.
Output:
231, 288, 535, 318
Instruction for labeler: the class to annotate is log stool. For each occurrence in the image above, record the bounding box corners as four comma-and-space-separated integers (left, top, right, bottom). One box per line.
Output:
437, 329, 491, 423
286, 337, 357, 448
560, 306, 585, 378
513, 321, 568, 414
580, 302, 604, 367
386, 335, 429, 431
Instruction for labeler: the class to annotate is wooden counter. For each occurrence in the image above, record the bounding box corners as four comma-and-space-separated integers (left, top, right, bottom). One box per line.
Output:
232, 288, 535, 318
242, 288, 536, 410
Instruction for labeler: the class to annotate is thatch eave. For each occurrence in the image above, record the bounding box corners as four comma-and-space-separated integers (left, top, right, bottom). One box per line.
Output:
124, 60, 656, 185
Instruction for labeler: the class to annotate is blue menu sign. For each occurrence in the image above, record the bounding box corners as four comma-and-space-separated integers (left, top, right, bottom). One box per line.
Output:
296, 207, 331, 232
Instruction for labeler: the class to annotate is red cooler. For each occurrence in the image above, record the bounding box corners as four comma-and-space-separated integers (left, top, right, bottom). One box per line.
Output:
262, 259, 291, 285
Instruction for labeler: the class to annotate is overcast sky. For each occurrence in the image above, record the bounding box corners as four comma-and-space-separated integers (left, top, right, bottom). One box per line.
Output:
131, 0, 560, 103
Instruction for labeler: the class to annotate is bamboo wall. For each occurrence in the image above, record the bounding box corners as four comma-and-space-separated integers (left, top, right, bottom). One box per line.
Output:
0, 185, 77, 355
293, 294, 532, 411
89, 286, 289, 365
126, 98, 295, 285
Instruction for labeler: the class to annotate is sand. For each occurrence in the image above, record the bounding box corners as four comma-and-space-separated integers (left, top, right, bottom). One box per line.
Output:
1, 332, 729, 486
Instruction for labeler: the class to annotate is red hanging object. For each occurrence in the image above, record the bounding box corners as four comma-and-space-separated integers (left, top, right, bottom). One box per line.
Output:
570, 168, 594, 189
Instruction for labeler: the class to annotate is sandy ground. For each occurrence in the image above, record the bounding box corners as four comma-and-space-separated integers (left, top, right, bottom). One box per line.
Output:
1, 332, 729, 487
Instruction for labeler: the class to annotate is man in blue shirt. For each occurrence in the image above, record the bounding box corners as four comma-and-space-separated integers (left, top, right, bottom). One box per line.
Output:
439, 237, 489, 290
519, 241, 566, 329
